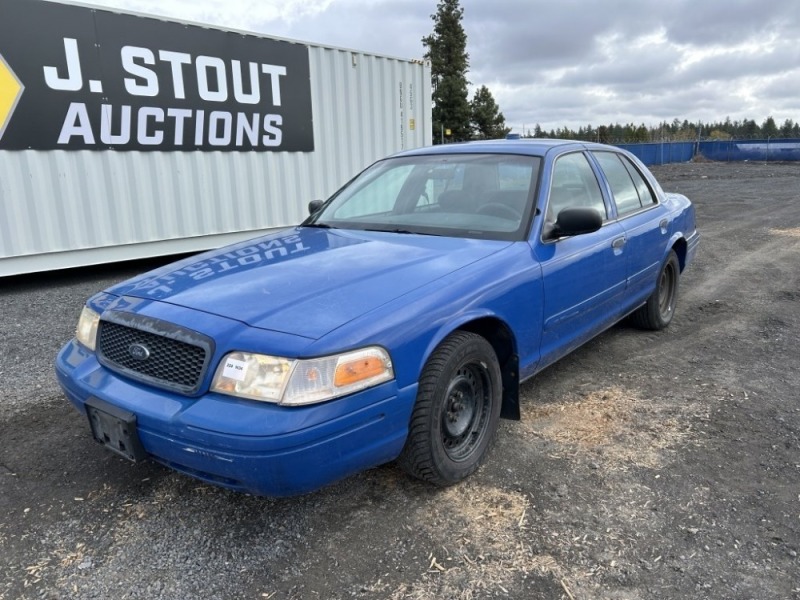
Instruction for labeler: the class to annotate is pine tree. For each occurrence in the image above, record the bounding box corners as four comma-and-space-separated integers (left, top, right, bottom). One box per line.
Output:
762, 116, 778, 137
470, 85, 510, 139
422, 0, 471, 143
742, 119, 759, 138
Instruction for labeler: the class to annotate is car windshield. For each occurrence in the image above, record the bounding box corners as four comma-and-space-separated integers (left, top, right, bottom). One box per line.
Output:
306, 153, 542, 241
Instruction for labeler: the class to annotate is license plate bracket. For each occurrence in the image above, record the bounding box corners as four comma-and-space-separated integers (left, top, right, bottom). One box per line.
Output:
85, 397, 146, 462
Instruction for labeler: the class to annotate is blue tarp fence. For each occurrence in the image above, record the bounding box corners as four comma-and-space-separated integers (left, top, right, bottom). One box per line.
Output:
614, 139, 800, 165
615, 142, 695, 165
699, 139, 800, 162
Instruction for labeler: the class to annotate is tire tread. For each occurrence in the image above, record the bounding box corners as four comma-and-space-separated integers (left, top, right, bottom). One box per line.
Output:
632, 250, 680, 331
398, 331, 500, 486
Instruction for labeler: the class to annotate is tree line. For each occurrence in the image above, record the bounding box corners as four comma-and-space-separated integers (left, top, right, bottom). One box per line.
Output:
525, 116, 800, 143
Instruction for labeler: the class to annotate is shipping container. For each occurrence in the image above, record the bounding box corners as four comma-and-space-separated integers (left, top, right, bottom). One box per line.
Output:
0, 0, 432, 276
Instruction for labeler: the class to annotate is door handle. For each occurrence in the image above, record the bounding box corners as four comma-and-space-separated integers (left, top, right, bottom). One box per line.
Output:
612, 237, 626, 249
659, 218, 669, 231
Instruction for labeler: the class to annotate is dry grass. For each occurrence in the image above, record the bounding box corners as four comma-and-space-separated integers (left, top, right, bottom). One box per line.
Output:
386, 483, 568, 599
770, 227, 800, 238
520, 386, 693, 469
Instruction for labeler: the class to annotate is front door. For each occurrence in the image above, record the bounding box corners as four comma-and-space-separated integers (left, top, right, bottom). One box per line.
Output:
534, 151, 628, 368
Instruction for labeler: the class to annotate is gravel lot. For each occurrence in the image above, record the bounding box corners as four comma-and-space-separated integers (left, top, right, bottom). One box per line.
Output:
1, 161, 799, 599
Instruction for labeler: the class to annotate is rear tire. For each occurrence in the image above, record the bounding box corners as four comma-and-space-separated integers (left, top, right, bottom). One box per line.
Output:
632, 250, 680, 330
399, 331, 502, 486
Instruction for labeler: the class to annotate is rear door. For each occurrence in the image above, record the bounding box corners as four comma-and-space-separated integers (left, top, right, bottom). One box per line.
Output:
591, 151, 672, 307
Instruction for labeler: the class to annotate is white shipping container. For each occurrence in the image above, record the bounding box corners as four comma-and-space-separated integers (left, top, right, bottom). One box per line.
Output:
0, 0, 432, 276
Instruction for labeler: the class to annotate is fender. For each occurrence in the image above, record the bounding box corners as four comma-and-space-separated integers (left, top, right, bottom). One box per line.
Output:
418, 308, 524, 421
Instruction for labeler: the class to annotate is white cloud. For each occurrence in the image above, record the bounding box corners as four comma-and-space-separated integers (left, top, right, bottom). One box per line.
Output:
89, 0, 335, 31
84, 0, 800, 132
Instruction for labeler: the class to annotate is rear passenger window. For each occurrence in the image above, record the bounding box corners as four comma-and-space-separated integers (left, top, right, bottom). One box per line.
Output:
621, 157, 657, 206
593, 152, 642, 216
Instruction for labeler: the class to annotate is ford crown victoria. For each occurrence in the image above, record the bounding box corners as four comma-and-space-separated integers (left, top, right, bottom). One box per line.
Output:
56, 139, 699, 496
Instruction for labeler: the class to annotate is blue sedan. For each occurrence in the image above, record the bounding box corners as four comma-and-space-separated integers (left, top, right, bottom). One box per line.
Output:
56, 139, 699, 496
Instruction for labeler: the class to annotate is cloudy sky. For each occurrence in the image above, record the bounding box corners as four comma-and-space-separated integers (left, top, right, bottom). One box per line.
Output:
86, 0, 799, 134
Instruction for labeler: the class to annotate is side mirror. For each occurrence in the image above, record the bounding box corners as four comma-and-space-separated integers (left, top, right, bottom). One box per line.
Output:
552, 207, 603, 237
308, 199, 324, 215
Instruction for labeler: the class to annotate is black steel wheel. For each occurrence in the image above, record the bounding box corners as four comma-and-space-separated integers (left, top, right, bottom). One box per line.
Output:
399, 331, 502, 486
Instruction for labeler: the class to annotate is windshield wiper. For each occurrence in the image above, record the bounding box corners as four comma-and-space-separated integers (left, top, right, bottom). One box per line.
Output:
303, 222, 336, 229
365, 228, 440, 236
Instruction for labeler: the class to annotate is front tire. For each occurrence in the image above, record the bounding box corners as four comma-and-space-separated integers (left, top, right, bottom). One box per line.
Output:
632, 249, 680, 330
399, 331, 502, 486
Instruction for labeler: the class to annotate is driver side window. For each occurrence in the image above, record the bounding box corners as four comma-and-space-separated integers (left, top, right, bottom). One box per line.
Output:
547, 153, 607, 223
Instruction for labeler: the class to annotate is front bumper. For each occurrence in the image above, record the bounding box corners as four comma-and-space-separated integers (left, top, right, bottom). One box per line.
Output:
56, 340, 417, 496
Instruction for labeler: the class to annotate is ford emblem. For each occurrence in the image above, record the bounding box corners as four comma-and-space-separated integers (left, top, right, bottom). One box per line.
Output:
128, 343, 151, 361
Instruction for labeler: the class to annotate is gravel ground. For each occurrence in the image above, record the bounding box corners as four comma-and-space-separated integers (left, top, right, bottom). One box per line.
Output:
1, 161, 799, 599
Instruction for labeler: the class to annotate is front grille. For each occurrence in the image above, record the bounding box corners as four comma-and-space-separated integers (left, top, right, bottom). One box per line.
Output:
96, 312, 214, 395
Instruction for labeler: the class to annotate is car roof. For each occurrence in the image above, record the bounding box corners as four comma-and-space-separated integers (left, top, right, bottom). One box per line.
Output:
391, 138, 615, 159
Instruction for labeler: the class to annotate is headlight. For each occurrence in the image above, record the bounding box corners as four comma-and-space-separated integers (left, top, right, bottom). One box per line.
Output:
211, 347, 394, 406
76, 306, 101, 351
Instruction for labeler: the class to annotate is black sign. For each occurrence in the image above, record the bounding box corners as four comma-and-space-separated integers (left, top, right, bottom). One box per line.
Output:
0, 0, 314, 151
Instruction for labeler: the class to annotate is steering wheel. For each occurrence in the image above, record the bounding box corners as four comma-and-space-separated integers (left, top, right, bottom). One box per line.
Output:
476, 202, 522, 220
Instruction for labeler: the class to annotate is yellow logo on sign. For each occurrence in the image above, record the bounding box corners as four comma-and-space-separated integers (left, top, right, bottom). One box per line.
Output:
0, 54, 24, 141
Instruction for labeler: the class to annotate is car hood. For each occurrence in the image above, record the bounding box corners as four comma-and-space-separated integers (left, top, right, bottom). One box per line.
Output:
108, 227, 511, 340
